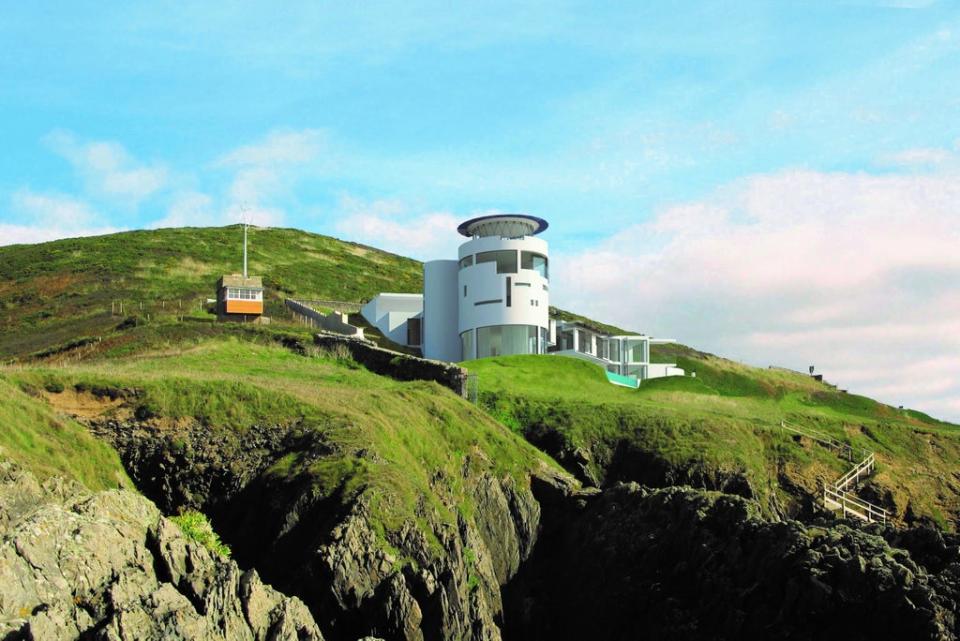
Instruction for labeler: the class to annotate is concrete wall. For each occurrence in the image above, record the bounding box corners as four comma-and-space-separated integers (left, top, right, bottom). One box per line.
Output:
423, 260, 461, 362
456, 235, 550, 359
286, 299, 364, 338
646, 363, 686, 379
360, 293, 424, 346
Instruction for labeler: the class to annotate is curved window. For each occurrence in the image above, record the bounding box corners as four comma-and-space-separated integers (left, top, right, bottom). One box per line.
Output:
459, 255, 473, 270
460, 329, 474, 361
521, 251, 548, 279
476, 250, 518, 274
476, 325, 538, 358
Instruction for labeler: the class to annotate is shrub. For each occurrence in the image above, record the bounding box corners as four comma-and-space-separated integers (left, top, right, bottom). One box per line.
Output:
170, 510, 231, 557
134, 401, 160, 421
43, 381, 64, 394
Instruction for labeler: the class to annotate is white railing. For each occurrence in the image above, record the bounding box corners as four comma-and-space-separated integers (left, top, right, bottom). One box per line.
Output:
780, 421, 888, 525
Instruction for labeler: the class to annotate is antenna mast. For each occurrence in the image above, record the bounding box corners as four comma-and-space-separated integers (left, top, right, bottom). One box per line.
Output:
241, 205, 249, 278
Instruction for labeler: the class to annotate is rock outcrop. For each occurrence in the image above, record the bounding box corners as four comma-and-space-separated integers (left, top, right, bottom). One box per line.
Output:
0, 458, 324, 640
83, 415, 568, 641
503, 482, 960, 641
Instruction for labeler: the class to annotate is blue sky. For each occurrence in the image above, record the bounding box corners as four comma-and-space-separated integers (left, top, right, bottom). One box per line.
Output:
2, 1, 960, 420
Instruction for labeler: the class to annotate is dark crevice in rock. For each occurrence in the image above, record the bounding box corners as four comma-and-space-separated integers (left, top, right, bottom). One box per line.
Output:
502, 482, 960, 641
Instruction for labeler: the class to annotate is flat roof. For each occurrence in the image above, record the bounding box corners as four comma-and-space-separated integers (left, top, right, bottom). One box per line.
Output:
457, 214, 549, 237
218, 274, 263, 288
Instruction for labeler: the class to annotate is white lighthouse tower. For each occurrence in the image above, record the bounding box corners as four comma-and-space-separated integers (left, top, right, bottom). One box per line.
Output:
421, 214, 550, 361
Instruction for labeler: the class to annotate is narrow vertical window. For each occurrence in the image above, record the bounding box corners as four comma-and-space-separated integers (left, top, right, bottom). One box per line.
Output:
506, 277, 512, 307
463, 285, 467, 297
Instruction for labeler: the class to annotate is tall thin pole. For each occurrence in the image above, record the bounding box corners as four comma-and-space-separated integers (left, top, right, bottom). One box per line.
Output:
243, 223, 248, 278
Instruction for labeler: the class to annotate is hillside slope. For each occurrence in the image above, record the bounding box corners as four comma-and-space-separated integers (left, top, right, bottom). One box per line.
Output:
469, 350, 960, 529
0, 225, 421, 359
1, 226, 959, 639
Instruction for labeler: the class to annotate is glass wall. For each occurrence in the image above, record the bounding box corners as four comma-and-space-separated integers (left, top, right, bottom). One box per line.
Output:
609, 339, 620, 363
460, 329, 474, 361
577, 329, 592, 354
476, 325, 539, 358
476, 250, 518, 274
520, 251, 549, 279
626, 339, 648, 363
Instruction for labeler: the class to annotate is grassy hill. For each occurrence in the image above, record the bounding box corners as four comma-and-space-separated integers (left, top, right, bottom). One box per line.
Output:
468, 353, 960, 528
5, 338, 560, 545
0, 225, 958, 534
0, 225, 421, 359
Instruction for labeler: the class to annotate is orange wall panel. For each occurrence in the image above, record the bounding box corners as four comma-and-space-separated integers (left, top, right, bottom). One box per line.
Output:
225, 300, 263, 314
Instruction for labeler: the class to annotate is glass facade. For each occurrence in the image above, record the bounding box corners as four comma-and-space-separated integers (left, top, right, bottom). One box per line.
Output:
521, 251, 549, 279
475, 325, 540, 358
577, 329, 592, 354
627, 340, 647, 363
596, 338, 608, 360
476, 250, 518, 274
609, 339, 620, 363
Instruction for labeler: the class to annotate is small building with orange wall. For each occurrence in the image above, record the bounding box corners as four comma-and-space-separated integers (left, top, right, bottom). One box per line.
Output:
216, 274, 264, 321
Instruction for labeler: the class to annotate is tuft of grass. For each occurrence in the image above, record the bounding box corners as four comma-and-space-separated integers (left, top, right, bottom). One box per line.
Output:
171, 510, 231, 557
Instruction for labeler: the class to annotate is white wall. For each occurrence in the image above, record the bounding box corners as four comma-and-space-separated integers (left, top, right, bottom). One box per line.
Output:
646, 363, 686, 379
361, 293, 423, 346
456, 236, 550, 347
423, 260, 461, 362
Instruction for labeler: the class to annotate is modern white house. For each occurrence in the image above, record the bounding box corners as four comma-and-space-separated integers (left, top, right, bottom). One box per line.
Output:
360, 292, 423, 348
363, 214, 551, 362
360, 213, 684, 386
551, 320, 684, 388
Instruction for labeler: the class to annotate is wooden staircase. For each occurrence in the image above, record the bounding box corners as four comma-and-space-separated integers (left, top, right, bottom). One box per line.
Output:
780, 421, 889, 525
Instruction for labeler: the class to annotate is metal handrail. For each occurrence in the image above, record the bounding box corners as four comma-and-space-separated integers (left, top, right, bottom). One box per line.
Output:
781, 420, 889, 525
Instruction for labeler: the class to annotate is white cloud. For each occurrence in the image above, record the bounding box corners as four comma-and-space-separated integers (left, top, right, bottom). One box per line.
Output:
216, 129, 324, 167
333, 195, 463, 259
45, 130, 168, 204
148, 192, 216, 229
214, 129, 326, 226
877, 147, 954, 167
2, 189, 122, 246
555, 166, 960, 422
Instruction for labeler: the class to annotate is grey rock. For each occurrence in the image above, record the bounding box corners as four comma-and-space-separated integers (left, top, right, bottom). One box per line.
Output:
0, 458, 324, 641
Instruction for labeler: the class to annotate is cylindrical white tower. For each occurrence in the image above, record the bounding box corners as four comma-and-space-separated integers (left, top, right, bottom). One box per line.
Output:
455, 214, 550, 360
423, 260, 461, 362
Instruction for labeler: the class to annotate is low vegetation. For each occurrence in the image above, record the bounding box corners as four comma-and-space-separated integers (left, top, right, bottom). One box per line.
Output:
0, 376, 131, 491
468, 352, 960, 528
171, 510, 232, 557
0, 225, 422, 359
6, 337, 562, 558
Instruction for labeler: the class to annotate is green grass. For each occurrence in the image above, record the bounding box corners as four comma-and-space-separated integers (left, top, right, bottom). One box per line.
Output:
5, 338, 564, 558
467, 353, 960, 527
0, 225, 422, 359
0, 376, 131, 491
171, 510, 231, 557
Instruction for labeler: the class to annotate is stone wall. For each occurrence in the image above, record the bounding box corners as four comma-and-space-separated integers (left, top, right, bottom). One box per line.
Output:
314, 332, 468, 397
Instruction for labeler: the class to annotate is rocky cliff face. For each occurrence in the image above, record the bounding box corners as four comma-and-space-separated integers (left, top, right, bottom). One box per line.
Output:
0, 457, 325, 641
503, 482, 960, 641
83, 415, 569, 641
